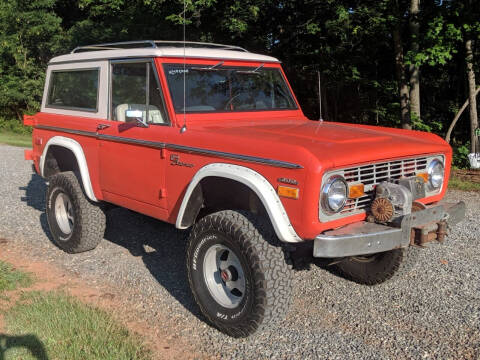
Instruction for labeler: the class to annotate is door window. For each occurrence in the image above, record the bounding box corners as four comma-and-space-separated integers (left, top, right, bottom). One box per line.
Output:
111, 62, 168, 125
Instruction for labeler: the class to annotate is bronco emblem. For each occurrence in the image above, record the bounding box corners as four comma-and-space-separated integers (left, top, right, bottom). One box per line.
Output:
170, 154, 194, 168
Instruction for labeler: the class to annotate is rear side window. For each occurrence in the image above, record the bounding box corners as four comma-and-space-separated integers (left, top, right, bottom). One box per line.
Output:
47, 69, 99, 111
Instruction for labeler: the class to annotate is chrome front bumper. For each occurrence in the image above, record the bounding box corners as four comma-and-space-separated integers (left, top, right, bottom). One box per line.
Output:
313, 201, 466, 258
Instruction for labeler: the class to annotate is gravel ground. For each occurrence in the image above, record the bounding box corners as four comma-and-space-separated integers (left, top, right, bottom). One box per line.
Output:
0, 144, 479, 359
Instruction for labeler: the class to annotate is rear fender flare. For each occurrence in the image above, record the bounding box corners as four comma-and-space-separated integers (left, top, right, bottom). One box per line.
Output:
40, 136, 97, 202
176, 163, 302, 243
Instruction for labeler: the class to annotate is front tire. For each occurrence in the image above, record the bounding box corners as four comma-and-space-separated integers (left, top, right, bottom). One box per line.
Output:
335, 247, 418, 285
46, 171, 105, 253
186, 210, 292, 337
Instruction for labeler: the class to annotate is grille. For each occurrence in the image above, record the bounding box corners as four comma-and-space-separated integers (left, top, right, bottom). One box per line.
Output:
340, 157, 428, 214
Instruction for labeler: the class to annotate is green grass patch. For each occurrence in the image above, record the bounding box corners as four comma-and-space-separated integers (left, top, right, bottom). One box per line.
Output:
0, 261, 33, 292
0, 131, 32, 148
3, 291, 151, 360
448, 176, 480, 192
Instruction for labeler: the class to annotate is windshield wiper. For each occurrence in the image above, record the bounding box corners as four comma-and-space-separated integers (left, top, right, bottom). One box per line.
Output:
235, 63, 265, 75
192, 61, 224, 71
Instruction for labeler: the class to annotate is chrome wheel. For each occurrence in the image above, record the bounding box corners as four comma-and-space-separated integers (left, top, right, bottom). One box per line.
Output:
54, 192, 74, 235
203, 244, 246, 309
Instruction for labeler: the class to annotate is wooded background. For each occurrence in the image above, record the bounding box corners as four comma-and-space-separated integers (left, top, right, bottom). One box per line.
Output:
1, 0, 479, 167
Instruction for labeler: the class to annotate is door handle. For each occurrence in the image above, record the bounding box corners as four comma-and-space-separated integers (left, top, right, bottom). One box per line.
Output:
97, 124, 110, 131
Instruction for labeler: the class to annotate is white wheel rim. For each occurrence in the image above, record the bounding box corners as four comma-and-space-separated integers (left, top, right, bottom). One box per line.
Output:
54, 192, 74, 235
203, 244, 246, 309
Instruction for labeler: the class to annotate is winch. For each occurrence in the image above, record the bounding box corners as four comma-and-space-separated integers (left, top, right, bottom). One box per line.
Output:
368, 178, 457, 247
370, 181, 412, 223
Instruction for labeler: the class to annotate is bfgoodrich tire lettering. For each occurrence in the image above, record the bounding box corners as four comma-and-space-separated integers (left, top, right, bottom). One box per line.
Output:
186, 210, 293, 337
46, 171, 105, 253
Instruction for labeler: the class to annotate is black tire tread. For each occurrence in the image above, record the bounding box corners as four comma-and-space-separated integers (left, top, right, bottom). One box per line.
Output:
335, 247, 420, 285
186, 210, 293, 337
47, 171, 105, 253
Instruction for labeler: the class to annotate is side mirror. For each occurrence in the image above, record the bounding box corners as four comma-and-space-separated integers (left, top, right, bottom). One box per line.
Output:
125, 110, 148, 128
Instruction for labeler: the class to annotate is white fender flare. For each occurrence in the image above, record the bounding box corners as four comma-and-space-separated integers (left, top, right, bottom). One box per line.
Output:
176, 163, 302, 243
40, 136, 98, 202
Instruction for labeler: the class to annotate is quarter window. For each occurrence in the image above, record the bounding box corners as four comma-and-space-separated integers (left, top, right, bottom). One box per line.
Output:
47, 69, 99, 111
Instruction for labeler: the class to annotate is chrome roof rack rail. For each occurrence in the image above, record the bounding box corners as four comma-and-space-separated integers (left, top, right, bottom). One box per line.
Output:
71, 40, 248, 54
153, 40, 248, 52
71, 40, 156, 53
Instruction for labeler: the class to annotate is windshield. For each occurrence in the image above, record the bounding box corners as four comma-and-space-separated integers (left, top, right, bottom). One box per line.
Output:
163, 64, 297, 113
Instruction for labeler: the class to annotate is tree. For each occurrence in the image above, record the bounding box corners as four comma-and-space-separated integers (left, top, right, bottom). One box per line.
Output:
0, 0, 479, 170
392, 0, 411, 129
462, 0, 480, 154
445, 86, 480, 143
0, 0, 64, 118
408, 0, 421, 126
465, 38, 479, 153
430, 0, 480, 154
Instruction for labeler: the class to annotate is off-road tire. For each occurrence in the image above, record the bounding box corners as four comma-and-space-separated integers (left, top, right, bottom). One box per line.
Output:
46, 171, 105, 253
335, 247, 419, 285
186, 210, 293, 337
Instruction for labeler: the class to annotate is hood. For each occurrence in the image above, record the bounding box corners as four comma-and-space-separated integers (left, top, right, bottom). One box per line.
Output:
195, 119, 450, 169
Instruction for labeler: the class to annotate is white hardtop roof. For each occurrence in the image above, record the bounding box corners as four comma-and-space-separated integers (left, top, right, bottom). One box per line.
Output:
49, 47, 280, 65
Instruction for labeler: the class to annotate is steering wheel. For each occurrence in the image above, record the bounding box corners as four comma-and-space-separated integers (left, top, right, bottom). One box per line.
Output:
224, 93, 243, 110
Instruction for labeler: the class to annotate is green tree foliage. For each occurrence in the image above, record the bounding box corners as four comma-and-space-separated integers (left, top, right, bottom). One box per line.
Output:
0, 0, 63, 118
0, 0, 479, 164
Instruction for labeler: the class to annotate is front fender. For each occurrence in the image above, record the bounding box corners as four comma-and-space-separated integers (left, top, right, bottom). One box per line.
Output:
176, 163, 302, 243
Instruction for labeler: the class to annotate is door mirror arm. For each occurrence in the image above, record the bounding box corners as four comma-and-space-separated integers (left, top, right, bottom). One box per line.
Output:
134, 118, 149, 128
125, 110, 149, 128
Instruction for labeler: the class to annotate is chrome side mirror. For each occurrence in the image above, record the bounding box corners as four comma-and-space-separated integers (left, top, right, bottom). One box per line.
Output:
125, 110, 149, 128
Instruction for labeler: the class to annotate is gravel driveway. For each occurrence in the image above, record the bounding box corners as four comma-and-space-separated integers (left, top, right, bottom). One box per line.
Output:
0, 144, 479, 359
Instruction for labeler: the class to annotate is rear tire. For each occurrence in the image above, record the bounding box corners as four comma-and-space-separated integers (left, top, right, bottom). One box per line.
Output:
46, 171, 105, 253
186, 210, 293, 337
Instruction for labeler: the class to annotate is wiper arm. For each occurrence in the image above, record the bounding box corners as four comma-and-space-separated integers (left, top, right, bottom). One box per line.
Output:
235, 63, 265, 75
192, 61, 224, 71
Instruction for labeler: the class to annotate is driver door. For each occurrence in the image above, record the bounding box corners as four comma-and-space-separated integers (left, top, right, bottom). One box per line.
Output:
97, 59, 170, 215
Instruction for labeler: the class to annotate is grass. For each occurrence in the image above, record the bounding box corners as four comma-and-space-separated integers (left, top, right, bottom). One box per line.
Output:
0, 260, 151, 360
0, 131, 31, 148
0, 261, 33, 292
2, 291, 152, 360
448, 176, 480, 191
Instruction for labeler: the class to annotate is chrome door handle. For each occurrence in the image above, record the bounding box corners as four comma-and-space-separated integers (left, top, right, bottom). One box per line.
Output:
97, 124, 110, 131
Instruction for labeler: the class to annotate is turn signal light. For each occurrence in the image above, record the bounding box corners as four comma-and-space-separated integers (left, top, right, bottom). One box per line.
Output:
277, 186, 299, 199
348, 183, 365, 198
417, 173, 429, 183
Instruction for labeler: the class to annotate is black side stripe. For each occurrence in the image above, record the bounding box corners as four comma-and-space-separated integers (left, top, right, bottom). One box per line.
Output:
35, 125, 303, 169
37, 126, 97, 138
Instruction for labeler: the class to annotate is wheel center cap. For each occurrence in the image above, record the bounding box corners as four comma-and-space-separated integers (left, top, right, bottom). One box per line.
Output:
220, 269, 231, 282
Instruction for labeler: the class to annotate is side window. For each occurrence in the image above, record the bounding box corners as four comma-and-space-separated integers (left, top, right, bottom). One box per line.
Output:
111, 62, 168, 125
47, 69, 99, 111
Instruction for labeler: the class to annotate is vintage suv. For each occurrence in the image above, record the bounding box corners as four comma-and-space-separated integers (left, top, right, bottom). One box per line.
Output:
24, 40, 465, 337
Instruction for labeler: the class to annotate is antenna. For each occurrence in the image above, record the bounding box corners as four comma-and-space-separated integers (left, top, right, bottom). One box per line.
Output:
180, 0, 187, 133
317, 70, 323, 122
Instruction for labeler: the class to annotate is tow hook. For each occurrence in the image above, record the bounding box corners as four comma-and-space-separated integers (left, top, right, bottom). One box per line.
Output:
410, 219, 448, 247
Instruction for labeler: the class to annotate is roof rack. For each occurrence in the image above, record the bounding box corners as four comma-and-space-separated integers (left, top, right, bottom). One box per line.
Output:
71, 40, 248, 54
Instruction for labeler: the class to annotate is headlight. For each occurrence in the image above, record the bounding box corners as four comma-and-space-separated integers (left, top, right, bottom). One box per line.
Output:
322, 176, 348, 213
427, 159, 444, 190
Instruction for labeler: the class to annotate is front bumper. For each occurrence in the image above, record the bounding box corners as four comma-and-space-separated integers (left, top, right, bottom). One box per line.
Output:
313, 201, 466, 258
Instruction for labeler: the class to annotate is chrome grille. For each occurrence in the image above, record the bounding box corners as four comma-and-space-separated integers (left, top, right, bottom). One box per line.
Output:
340, 157, 428, 214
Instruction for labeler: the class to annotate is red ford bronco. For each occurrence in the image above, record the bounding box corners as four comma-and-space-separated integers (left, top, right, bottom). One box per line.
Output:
24, 40, 465, 337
